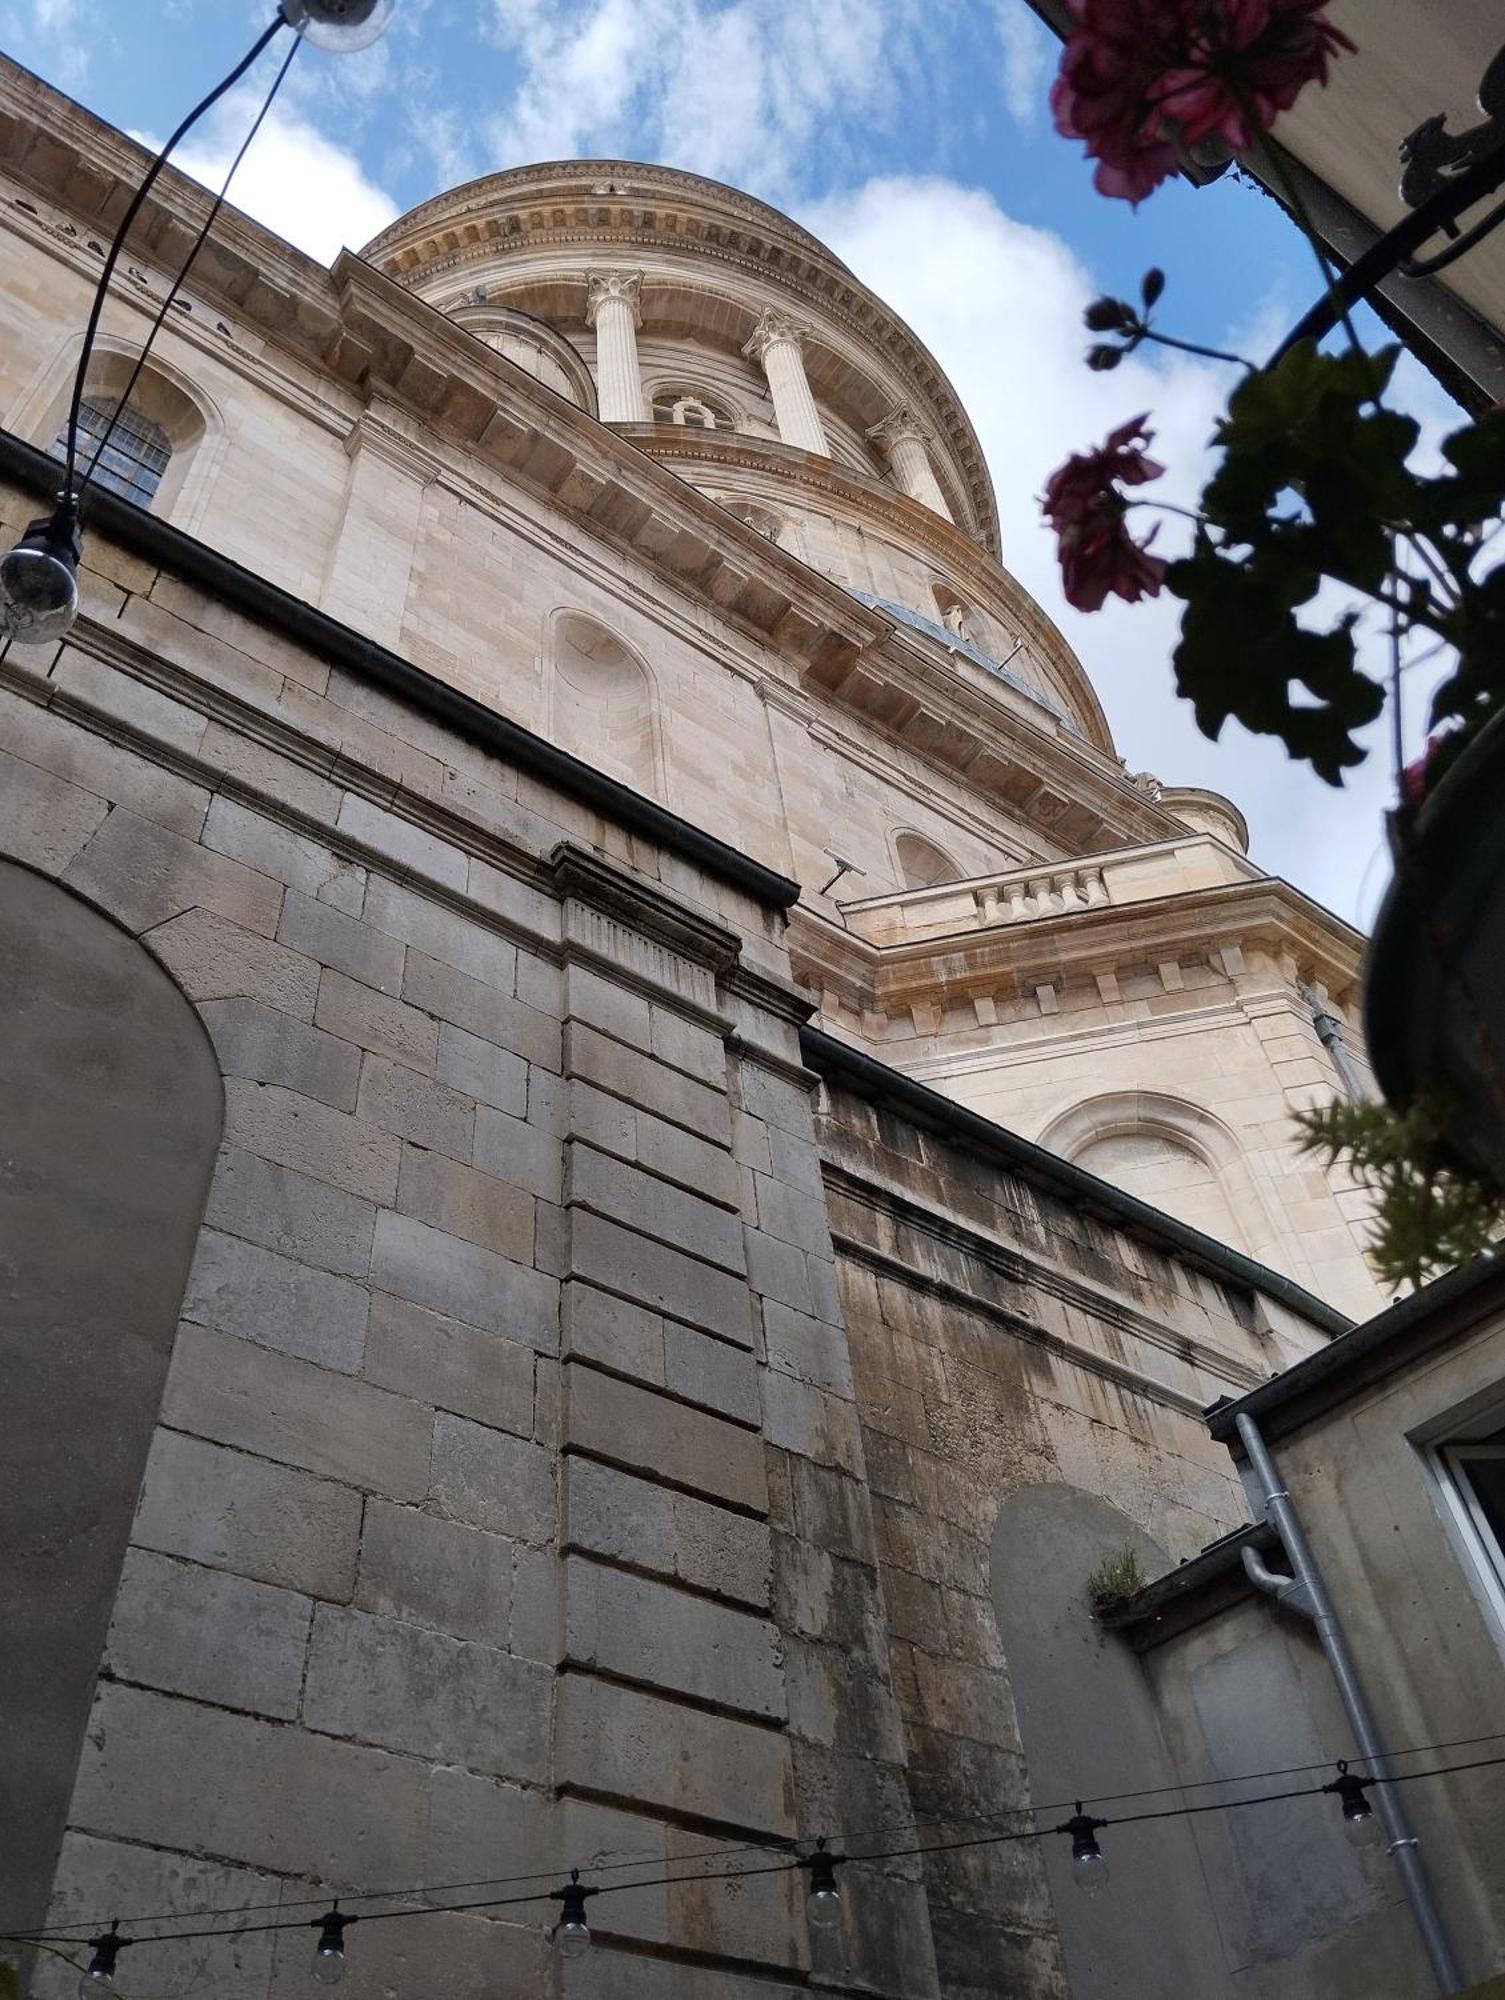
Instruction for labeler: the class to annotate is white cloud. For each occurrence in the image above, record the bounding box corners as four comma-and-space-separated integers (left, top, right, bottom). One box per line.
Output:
165, 94, 400, 264
804, 175, 1464, 928
993, 0, 1051, 123
482, 0, 931, 196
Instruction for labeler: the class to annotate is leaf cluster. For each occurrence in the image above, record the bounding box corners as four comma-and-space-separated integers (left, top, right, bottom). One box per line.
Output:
1165, 341, 1505, 782
1295, 1095, 1505, 1291
1086, 1545, 1147, 1612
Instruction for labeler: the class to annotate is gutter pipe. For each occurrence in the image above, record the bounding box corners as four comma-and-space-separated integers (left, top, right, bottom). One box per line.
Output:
1235, 1410, 1465, 1994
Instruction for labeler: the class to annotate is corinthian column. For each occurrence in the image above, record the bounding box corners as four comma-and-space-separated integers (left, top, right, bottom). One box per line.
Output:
586, 271, 647, 423
742, 309, 828, 456
868, 407, 953, 520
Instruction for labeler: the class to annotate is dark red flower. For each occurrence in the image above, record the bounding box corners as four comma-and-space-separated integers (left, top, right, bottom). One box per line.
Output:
1051, 0, 1355, 204
1043, 416, 1168, 613
1401, 734, 1445, 808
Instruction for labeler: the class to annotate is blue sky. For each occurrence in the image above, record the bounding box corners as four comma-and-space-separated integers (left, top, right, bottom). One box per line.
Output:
0, 0, 1460, 925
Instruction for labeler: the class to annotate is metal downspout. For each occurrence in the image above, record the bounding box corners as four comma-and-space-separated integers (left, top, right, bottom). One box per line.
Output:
1235, 1411, 1465, 1995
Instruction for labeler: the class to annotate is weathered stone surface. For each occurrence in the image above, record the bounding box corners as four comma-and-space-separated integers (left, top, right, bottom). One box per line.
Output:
762, 1369, 864, 1475
279, 887, 406, 995
739, 1064, 817, 1140
430, 1411, 554, 1542
371, 1210, 557, 1350
267, 1903, 547, 1999
405, 948, 562, 1068
199, 998, 362, 1110
0, 687, 209, 837
131, 1429, 363, 1598
147, 907, 320, 1017
222, 1077, 400, 1204
204, 1145, 377, 1278
753, 1169, 833, 1256
183, 1227, 369, 1373
562, 1954, 808, 2000
565, 961, 652, 1046
567, 1365, 767, 1513
472, 1103, 565, 1201
364, 1291, 535, 1436
567, 1022, 729, 1144
565, 1557, 784, 1719
556, 1675, 794, 1834
201, 796, 357, 903
163, 1323, 432, 1499
396, 1143, 535, 1262
336, 792, 470, 891
0, 742, 109, 873
365, 875, 517, 987
437, 1019, 529, 1112
105, 1547, 312, 1719
357, 1053, 474, 1159
567, 1141, 746, 1273
65, 806, 283, 937
570, 1210, 752, 1345
317, 967, 439, 1072
356, 1498, 512, 1645
762, 1299, 856, 1399
650, 1004, 727, 1087
71, 1682, 431, 1883
303, 1604, 551, 1779
662, 1319, 762, 1425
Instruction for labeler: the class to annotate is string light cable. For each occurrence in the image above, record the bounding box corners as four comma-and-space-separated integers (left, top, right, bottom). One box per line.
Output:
10, 1745, 1505, 1986
23, 1720, 1505, 1945
0, 0, 396, 649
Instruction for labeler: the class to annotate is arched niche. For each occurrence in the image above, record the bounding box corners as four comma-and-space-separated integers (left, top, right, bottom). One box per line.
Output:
548, 610, 662, 800
1038, 1091, 1250, 1252
0, 861, 222, 1944
11, 332, 224, 533
895, 829, 962, 891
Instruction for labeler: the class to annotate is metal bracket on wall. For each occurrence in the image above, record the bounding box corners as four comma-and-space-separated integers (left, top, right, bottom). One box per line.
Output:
1397, 43, 1505, 278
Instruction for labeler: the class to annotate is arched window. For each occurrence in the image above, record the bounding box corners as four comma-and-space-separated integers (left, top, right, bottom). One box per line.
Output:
651, 387, 736, 432
549, 611, 661, 800
1038, 1092, 1251, 1251
53, 396, 172, 509
895, 831, 962, 890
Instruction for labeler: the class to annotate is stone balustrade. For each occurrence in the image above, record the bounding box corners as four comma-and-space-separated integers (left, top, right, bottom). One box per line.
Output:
842, 833, 1259, 946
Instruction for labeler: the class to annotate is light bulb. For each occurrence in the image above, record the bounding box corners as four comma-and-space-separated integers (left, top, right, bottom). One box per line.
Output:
555, 1918, 592, 1960
78, 1926, 123, 1994
0, 503, 81, 645
807, 1884, 843, 1932
1343, 1802, 1383, 1849
279, 0, 394, 50
1065, 1808, 1109, 1896
311, 1907, 348, 1983
1329, 1766, 1383, 1851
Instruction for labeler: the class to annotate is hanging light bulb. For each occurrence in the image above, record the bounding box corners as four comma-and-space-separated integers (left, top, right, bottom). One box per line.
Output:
77, 1922, 125, 1995
1325, 1763, 1383, 1849
279, 0, 395, 50
801, 1837, 845, 1934
550, 1869, 597, 1959
311, 1904, 350, 1984
1064, 1806, 1110, 1895
0, 496, 81, 646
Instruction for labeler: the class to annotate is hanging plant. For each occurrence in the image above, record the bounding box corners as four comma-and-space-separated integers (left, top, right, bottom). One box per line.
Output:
1042, 1, 1505, 1288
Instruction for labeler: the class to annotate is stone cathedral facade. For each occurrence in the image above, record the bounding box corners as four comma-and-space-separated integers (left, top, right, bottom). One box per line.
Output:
0, 56, 1406, 2000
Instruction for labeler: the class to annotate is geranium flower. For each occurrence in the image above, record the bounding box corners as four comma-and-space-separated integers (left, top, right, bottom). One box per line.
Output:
1052, 0, 1355, 204
1042, 415, 1168, 612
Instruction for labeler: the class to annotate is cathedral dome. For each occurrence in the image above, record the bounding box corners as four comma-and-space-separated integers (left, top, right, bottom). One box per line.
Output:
363, 160, 1110, 749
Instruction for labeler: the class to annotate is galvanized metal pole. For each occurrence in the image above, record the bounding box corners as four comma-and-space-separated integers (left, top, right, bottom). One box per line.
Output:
1236, 1411, 1465, 1995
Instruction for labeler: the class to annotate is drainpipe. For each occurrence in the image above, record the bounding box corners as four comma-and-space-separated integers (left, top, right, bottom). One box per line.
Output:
1298, 981, 1368, 1100
1235, 1411, 1464, 1994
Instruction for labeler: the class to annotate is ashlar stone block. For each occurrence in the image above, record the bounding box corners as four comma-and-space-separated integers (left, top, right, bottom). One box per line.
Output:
564, 1458, 771, 1608
566, 1365, 767, 1514
278, 887, 406, 995
570, 1210, 752, 1347
302, 1604, 551, 1780
356, 1499, 512, 1645
371, 1210, 558, 1351
183, 1227, 369, 1374
364, 1291, 535, 1436
564, 1557, 784, 1720
105, 1547, 312, 1720
567, 1142, 746, 1274
222, 1078, 400, 1205
131, 1428, 363, 1599
204, 1145, 376, 1278
198, 998, 362, 1111
430, 1411, 554, 1544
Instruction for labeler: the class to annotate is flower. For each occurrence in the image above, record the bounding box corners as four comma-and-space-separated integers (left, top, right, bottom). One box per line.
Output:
1400, 734, 1447, 808
1051, 0, 1355, 204
1042, 415, 1168, 612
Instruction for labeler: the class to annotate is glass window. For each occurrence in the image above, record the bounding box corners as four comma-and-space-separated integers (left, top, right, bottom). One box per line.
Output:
54, 397, 172, 509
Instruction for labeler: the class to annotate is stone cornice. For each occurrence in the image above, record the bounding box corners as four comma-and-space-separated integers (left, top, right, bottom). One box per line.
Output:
547, 843, 742, 973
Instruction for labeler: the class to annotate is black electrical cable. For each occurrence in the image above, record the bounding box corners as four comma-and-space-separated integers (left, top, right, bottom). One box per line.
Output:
9, 1750, 1505, 1955
24, 1727, 1505, 1942
61, 11, 289, 492
77, 31, 300, 500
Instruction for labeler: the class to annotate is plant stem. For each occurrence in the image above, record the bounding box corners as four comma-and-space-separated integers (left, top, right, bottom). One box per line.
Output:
1136, 326, 1255, 373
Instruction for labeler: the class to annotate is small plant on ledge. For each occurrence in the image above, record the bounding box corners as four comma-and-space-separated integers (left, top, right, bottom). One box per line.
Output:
1042, 0, 1505, 1291
1087, 1546, 1147, 1615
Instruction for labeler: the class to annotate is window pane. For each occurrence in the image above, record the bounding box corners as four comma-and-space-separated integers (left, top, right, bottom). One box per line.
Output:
51, 397, 172, 509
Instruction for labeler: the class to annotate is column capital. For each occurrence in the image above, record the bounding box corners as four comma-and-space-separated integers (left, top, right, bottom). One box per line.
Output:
585, 270, 644, 329
866, 405, 932, 455
741, 307, 813, 364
